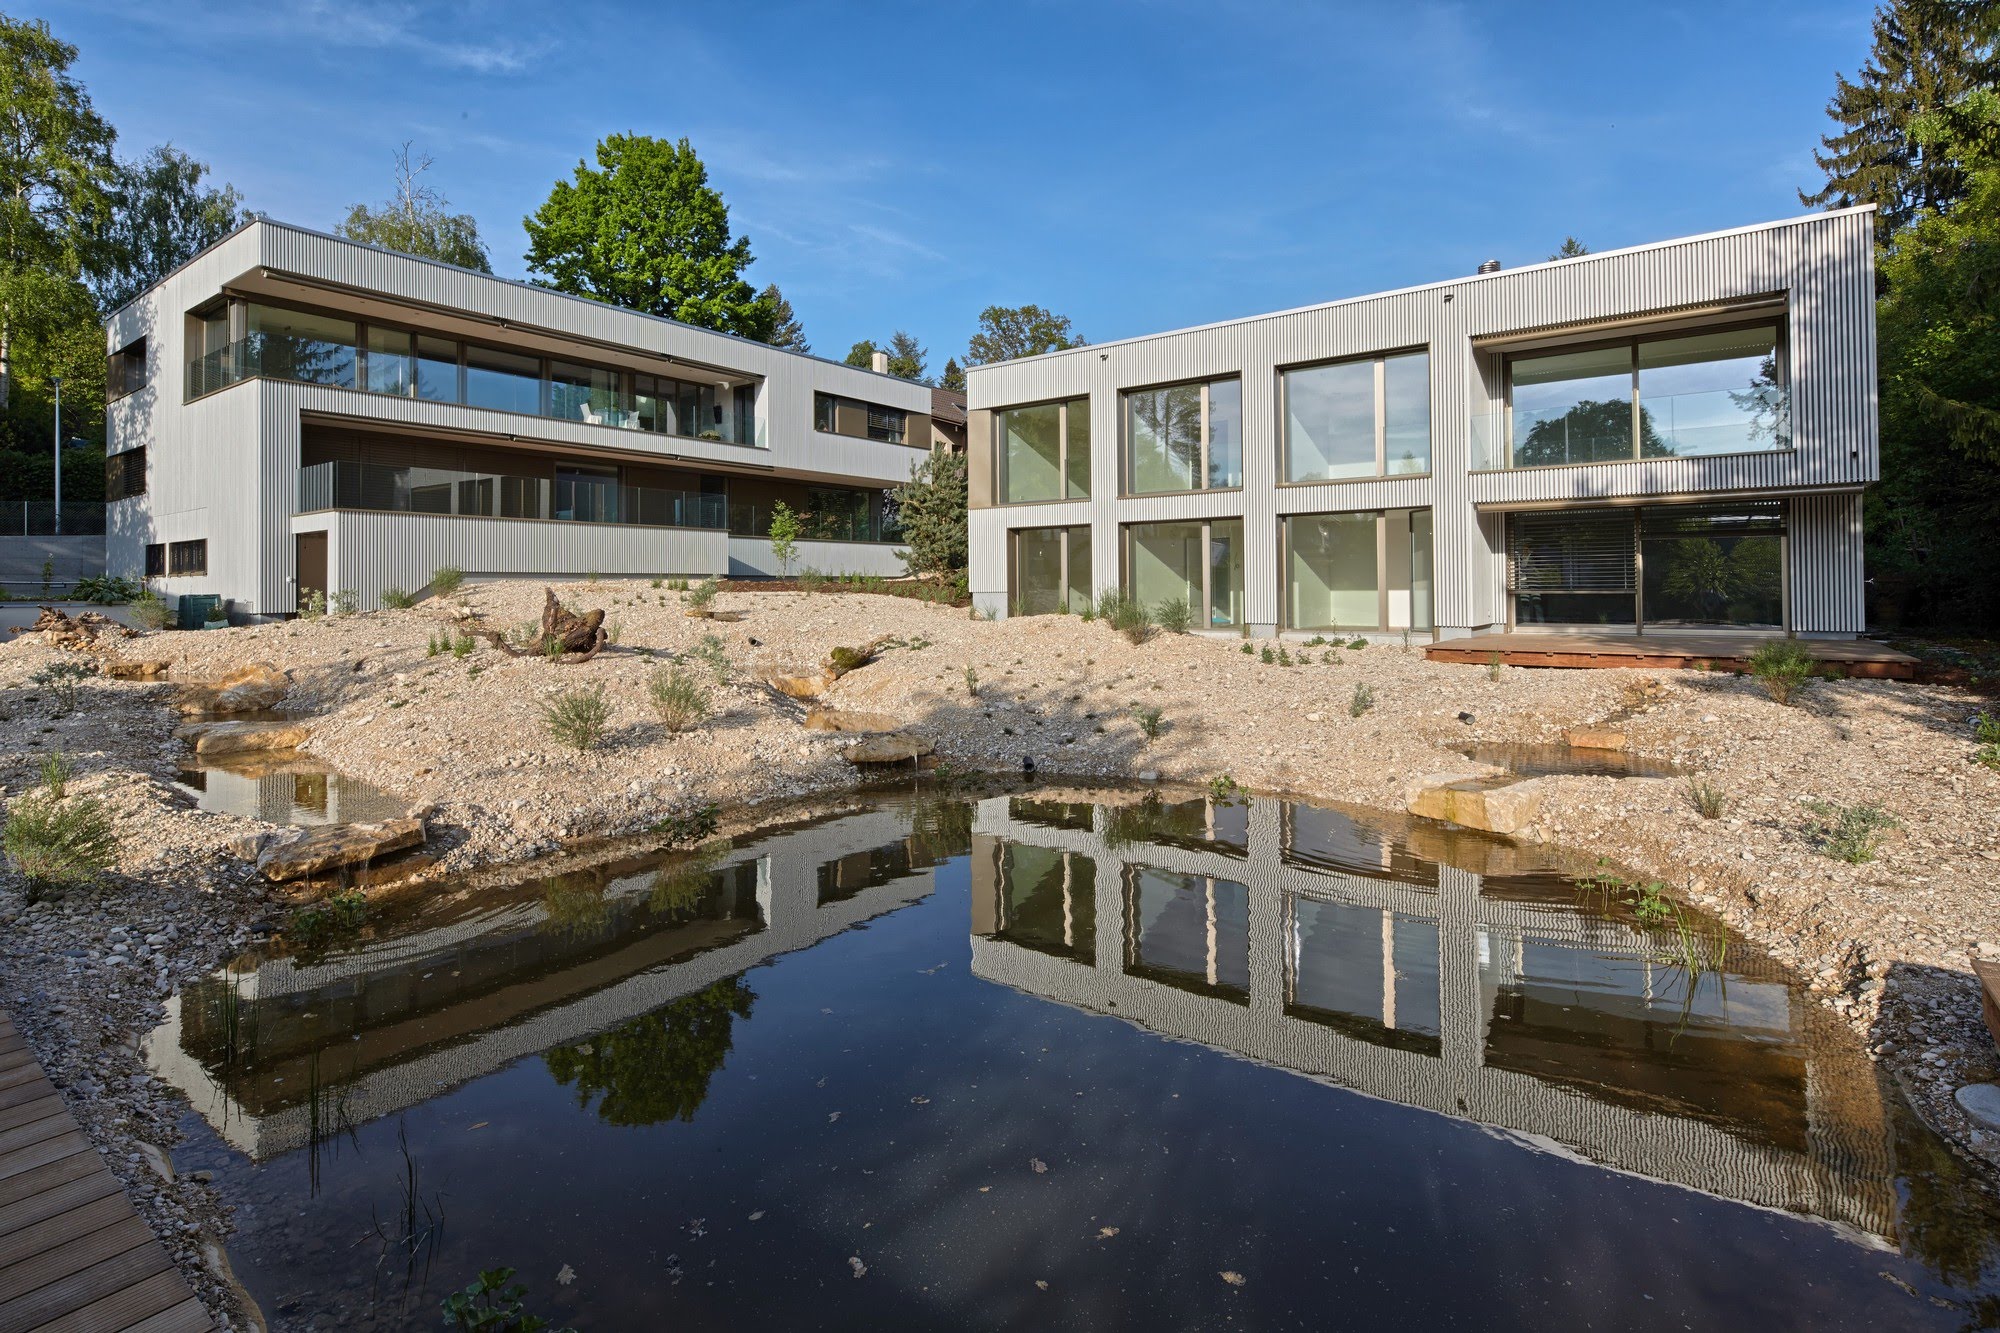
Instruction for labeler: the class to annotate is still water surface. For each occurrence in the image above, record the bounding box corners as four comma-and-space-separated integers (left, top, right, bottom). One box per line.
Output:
150, 785, 2000, 1330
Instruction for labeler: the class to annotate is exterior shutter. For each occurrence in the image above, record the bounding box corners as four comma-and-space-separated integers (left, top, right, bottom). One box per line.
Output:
1509, 511, 1635, 593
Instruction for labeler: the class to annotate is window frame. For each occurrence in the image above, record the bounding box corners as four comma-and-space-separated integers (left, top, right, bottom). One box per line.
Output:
1280, 507, 1435, 635
815, 392, 912, 446
1498, 317, 1789, 471
1007, 524, 1093, 614
144, 543, 165, 578
1121, 516, 1245, 629
167, 539, 207, 577
1121, 376, 1243, 498
106, 338, 148, 402
993, 396, 1090, 507
1277, 347, 1432, 486
104, 447, 146, 503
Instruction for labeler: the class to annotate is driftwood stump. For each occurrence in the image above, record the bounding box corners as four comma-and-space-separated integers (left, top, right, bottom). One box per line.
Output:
478, 588, 609, 661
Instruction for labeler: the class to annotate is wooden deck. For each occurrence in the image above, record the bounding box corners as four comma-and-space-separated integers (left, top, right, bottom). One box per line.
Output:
0, 1013, 212, 1333
1425, 630, 1920, 679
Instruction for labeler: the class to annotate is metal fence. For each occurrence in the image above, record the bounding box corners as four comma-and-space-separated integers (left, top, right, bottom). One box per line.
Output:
0, 502, 107, 536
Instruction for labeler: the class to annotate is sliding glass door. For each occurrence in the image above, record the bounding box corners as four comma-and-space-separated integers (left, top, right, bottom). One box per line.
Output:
1125, 519, 1244, 628
1011, 526, 1092, 616
1510, 503, 1786, 630
1284, 508, 1434, 634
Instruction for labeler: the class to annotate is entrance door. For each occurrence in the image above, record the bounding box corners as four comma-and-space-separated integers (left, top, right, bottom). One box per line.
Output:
295, 531, 328, 614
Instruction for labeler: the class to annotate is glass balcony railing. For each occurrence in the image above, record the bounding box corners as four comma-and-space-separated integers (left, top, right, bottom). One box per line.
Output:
1470, 389, 1792, 470
725, 501, 901, 544
297, 461, 727, 530
191, 334, 758, 447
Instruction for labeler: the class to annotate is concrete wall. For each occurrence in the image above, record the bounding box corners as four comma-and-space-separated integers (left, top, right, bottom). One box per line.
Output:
0, 536, 104, 592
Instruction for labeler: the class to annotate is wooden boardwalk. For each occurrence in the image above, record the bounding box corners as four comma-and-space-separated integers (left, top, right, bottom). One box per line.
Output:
1426, 630, 1920, 679
0, 1012, 212, 1333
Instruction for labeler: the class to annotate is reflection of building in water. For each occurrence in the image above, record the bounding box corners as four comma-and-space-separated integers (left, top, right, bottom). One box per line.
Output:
148, 808, 943, 1158
974, 793, 1897, 1241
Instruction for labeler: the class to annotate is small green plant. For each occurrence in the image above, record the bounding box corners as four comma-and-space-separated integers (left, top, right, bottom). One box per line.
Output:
1487, 651, 1504, 682
1206, 774, 1243, 801
650, 577, 663, 589
1240, 642, 1254, 656
1304, 635, 1328, 647
67, 574, 139, 604
1629, 880, 1674, 926
430, 565, 466, 597
768, 501, 802, 577
1804, 800, 1899, 863
542, 636, 564, 661
648, 665, 712, 732
1350, 682, 1376, 717
31, 661, 95, 718
290, 888, 369, 945
540, 683, 611, 752
585, 569, 600, 584
440, 1267, 574, 1333
299, 589, 328, 620
1971, 714, 2000, 770
39, 750, 74, 800
1276, 646, 1292, 666
1131, 704, 1165, 743
426, 633, 444, 658
452, 632, 475, 660
605, 619, 622, 645
1154, 595, 1192, 634
205, 600, 228, 624
690, 633, 731, 682
1688, 774, 1731, 820
40, 557, 53, 598
963, 665, 979, 697
3, 787, 117, 901
1071, 592, 1095, 621
799, 567, 827, 595
330, 589, 359, 616
1347, 636, 1368, 650
380, 587, 416, 609
1748, 640, 1816, 706
1260, 646, 1275, 665
128, 589, 170, 631
682, 576, 719, 617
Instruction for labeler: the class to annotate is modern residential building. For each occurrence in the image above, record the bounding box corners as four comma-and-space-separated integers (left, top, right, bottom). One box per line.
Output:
102, 218, 936, 618
965, 208, 1878, 642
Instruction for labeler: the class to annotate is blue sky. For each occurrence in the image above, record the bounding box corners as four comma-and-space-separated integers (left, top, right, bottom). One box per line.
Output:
48, 0, 1872, 367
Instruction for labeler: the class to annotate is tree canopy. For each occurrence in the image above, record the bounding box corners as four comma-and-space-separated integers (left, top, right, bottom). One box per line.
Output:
523, 134, 772, 338
964, 304, 1085, 366
1800, 0, 1999, 239
891, 448, 967, 581
1547, 236, 1590, 259
762, 282, 809, 352
843, 331, 930, 382
96, 144, 243, 309
336, 143, 490, 272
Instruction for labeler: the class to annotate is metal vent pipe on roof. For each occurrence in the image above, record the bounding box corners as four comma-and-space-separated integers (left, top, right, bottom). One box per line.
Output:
1477, 259, 1502, 274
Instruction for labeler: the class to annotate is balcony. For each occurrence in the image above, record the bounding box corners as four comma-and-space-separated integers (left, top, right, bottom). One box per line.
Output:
190, 332, 756, 446
297, 461, 727, 530
1470, 388, 1792, 471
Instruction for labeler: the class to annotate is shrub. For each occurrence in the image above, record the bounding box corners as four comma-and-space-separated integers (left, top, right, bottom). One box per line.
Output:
1349, 682, 1376, 717
1153, 596, 1192, 634
205, 601, 227, 624
1131, 704, 1165, 743
1972, 714, 2000, 770
430, 565, 466, 597
1095, 589, 1152, 643
650, 577, 663, 590
31, 661, 95, 718
1748, 640, 1816, 706
682, 576, 719, 617
68, 574, 138, 604
1240, 643, 1254, 655
690, 633, 731, 682
1260, 646, 1274, 665
648, 666, 712, 732
4, 790, 117, 900
299, 589, 327, 620
128, 589, 170, 631
426, 633, 444, 658
1347, 637, 1368, 650
452, 633, 475, 660
964, 666, 979, 697
380, 587, 416, 609
330, 589, 359, 616
798, 568, 827, 595
40, 750, 74, 800
540, 684, 611, 752
1487, 652, 1504, 682
1277, 647, 1292, 667
1805, 800, 1898, 863
768, 501, 802, 578
1688, 774, 1731, 820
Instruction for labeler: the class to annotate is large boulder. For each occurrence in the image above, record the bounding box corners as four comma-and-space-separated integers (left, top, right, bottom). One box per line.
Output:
767, 673, 830, 700
229, 817, 426, 882
1565, 727, 1627, 752
844, 732, 934, 765
184, 720, 313, 757
1404, 774, 1547, 835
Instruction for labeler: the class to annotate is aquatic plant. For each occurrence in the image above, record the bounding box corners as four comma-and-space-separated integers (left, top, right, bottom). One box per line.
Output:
290, 888, 369, 946
1748, 640, 1816, 706
653, 802, 722, 847
540, 683, 611, 752
1207, 774, 1244, 802
1805, 799, 1899, 863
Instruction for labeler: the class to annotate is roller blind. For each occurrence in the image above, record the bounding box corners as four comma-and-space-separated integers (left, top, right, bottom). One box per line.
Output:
1509, 511, 1635, 593
1639, 501, 1785, 536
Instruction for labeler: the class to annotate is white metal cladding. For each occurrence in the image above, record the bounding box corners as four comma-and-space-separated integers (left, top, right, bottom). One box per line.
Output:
726, 536, 908, 579
103, 218, 934, 614
307, 510, 728, 610
967, 209, 1878, 635
1788, 492, 1866, 634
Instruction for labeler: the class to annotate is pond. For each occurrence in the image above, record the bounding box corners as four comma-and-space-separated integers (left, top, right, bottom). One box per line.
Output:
148, 784, 2000, 1331
173, 755, 405, 827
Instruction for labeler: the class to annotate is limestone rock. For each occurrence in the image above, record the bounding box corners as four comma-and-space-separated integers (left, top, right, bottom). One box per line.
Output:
1404, 773, 1546, 835
232, 817, 426, 882
1957, 1083, 2000, 1134
767, 673, 830, 700
843, 732, 934, 765
102, 659, 171, 681
1565, 728, 1627, 751
188, 721, 313, 757
804, 709, 904, 734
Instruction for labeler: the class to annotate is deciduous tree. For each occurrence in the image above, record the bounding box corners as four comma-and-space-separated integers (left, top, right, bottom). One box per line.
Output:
963, 304, 1085, 366
337, 143, 490, 272
96, 145, 243, 308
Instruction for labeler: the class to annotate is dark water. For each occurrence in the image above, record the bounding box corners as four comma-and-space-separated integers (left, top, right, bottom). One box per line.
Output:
1459, 742, 1683, 780
172, 759, 404, 826
149, 785, 2000, 1331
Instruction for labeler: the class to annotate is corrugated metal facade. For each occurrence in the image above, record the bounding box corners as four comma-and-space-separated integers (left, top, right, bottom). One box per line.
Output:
966, 209, 1878, 636
105, 220, 934, 614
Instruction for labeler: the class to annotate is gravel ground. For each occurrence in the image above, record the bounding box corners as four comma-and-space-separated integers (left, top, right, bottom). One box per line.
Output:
3, 578, 2000, 1325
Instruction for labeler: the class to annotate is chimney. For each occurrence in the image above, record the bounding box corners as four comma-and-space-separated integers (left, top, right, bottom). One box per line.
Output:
871, 350, 890, 375
1476, 259, 1502, 274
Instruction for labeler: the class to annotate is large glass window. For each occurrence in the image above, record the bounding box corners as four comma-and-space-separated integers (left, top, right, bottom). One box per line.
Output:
1639, 504, 1784, 628
1125, 378, 1240, 494
1507, 323, 1787, 468
550, 361, 623, 425
464, 345, 542, 416
364, 327, 414, 396
1011, 525, 1092, 616
1510, 510, 1637, 626
1287, 513, 1378, 629
415, 336, 458, 402
1283, 351, 1430, 482
1123, 866, 1250, 1002
998, 398, 1089, 504
994, 844, 1097, 964
1125, 518, 1244, 628
246, 305, 354, 388
1287, 898, 1442, 1054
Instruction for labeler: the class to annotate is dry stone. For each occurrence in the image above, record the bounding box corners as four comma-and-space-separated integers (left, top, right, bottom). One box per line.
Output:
804, 709, 905, 734
230, 817, 426, 881
187, 720, 313, 757
1565, 728, 1628, 751
844, 732, 934, 764
1404, 774, 1547, 835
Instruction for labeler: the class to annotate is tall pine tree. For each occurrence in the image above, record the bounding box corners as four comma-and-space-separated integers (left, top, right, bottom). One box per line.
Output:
761, 283, 809, 352
1800, 0, 2000, 239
